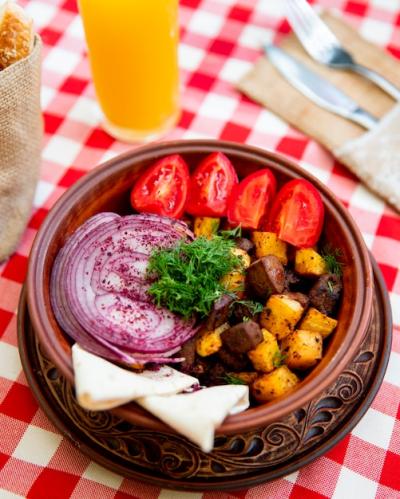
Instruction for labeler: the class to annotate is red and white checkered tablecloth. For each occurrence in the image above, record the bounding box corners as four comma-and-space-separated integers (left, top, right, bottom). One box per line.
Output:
0, 0, 399, 497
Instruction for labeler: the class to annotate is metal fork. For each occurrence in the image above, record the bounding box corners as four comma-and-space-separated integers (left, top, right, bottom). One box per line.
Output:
286, 0, 400, 100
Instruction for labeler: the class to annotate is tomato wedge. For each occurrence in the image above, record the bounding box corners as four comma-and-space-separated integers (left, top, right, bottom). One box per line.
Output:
227, 169, 277, 229
130, 154, 189, 219
267, 179, 324, 248
185, 152, 238, 217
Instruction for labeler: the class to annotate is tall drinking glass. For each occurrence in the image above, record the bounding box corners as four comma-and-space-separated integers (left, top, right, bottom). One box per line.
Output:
78, 0, 180, 142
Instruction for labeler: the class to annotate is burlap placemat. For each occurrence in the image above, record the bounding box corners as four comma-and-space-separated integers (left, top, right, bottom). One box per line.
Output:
0, 35, 42, 261
237, 13, 400, 211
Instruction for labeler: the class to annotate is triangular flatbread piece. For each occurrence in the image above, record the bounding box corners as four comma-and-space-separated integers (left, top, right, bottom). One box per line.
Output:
72, 344, 198, 410
137, 385, 249, 452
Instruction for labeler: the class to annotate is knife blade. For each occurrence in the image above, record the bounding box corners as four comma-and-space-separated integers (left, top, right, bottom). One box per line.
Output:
264, 45, 378, 130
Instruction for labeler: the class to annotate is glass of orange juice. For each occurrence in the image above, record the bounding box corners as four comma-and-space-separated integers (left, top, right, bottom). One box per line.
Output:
78, 0, 180, 142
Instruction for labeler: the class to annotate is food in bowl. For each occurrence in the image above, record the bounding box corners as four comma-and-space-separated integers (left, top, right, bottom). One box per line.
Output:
50, 151, 343, 408
27, 141, 373, 436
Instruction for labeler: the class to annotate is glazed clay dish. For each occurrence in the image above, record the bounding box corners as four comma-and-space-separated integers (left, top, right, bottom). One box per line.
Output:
26, 140, 373, 434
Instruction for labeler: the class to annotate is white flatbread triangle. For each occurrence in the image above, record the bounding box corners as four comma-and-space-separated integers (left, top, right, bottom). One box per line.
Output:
72, 344, 199, 410
137, 385, 249, 452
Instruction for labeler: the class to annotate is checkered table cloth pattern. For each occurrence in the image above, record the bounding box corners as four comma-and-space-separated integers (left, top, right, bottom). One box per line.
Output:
0, 0, 398, 497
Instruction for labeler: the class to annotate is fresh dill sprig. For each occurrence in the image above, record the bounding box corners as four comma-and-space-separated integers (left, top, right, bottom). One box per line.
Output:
219, 225, 242, 239
147, 236, 243, 319
322, 245, 344, 276
273, 351, 286, 368
222, 374, 247, 385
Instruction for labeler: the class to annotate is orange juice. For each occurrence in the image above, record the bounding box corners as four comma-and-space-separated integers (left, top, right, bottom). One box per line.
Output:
78, 0, 180, 142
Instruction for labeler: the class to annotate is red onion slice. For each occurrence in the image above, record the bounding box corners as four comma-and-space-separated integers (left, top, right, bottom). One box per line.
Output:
51, 213, 140, 364
50, 212, 197, 364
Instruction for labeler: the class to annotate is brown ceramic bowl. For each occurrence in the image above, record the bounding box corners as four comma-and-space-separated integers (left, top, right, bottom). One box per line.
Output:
26, 140, 373, 435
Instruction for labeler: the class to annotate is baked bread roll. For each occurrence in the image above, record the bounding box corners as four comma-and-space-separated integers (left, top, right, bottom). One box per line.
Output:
0, 1, 33, 70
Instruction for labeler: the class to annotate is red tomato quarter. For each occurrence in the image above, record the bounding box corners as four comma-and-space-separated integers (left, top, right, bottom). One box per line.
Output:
185, 152, 238, 217
130, 154, 189, 219
267, 179, 324, 248
227, 169, 277, 229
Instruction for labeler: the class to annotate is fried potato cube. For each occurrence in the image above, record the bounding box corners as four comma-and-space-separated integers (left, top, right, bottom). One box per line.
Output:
260, 295, 304, 340
231, 247, 251, 268
221, 270, 245, 297
261, 328, 273, 340
196, 323, 229, 357
299, 307, 338, 339
194, 217, 220, 239
251, 231, 288, 265
221, 248, 250, 297
233, 372, 258, 385
295, 248, 327, 277
248, 329, 280, 373
251, 366, 299, 403
281, 329, 323, 370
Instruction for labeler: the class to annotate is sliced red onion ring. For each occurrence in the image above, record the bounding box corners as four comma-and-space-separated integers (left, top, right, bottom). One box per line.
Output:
50, 212, 196, 365
65, 216, 196, 351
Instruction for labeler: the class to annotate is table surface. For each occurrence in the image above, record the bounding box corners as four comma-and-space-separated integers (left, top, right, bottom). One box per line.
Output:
0, 0, 399, 498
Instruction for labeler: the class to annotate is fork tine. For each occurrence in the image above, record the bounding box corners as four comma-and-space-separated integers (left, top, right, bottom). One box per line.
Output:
286, 0, 322, 56
285, 0, 339, 59
288, 0, 314, 35
291, 1, 332, 52
285, 1, 312, 43
289, 0, 327, 44
288, 0, 338, 47
292, 0, 332, 43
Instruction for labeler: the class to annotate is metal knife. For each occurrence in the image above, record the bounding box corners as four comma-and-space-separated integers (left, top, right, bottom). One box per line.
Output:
264, 44, 378, 130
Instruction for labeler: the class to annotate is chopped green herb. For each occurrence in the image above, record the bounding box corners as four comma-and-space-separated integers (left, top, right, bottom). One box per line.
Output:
327, 280, 334, 294
222, 374, 247, 385
233, 299, 264, 316
147, 236, 243, 319
322, 245, 344, 276
273, 351, 286, 368
242, 316, 250, 322
219, 225, 242, 239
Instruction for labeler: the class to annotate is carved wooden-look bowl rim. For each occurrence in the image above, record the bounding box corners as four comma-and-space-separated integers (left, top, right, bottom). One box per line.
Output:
26, 140, 374, 434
